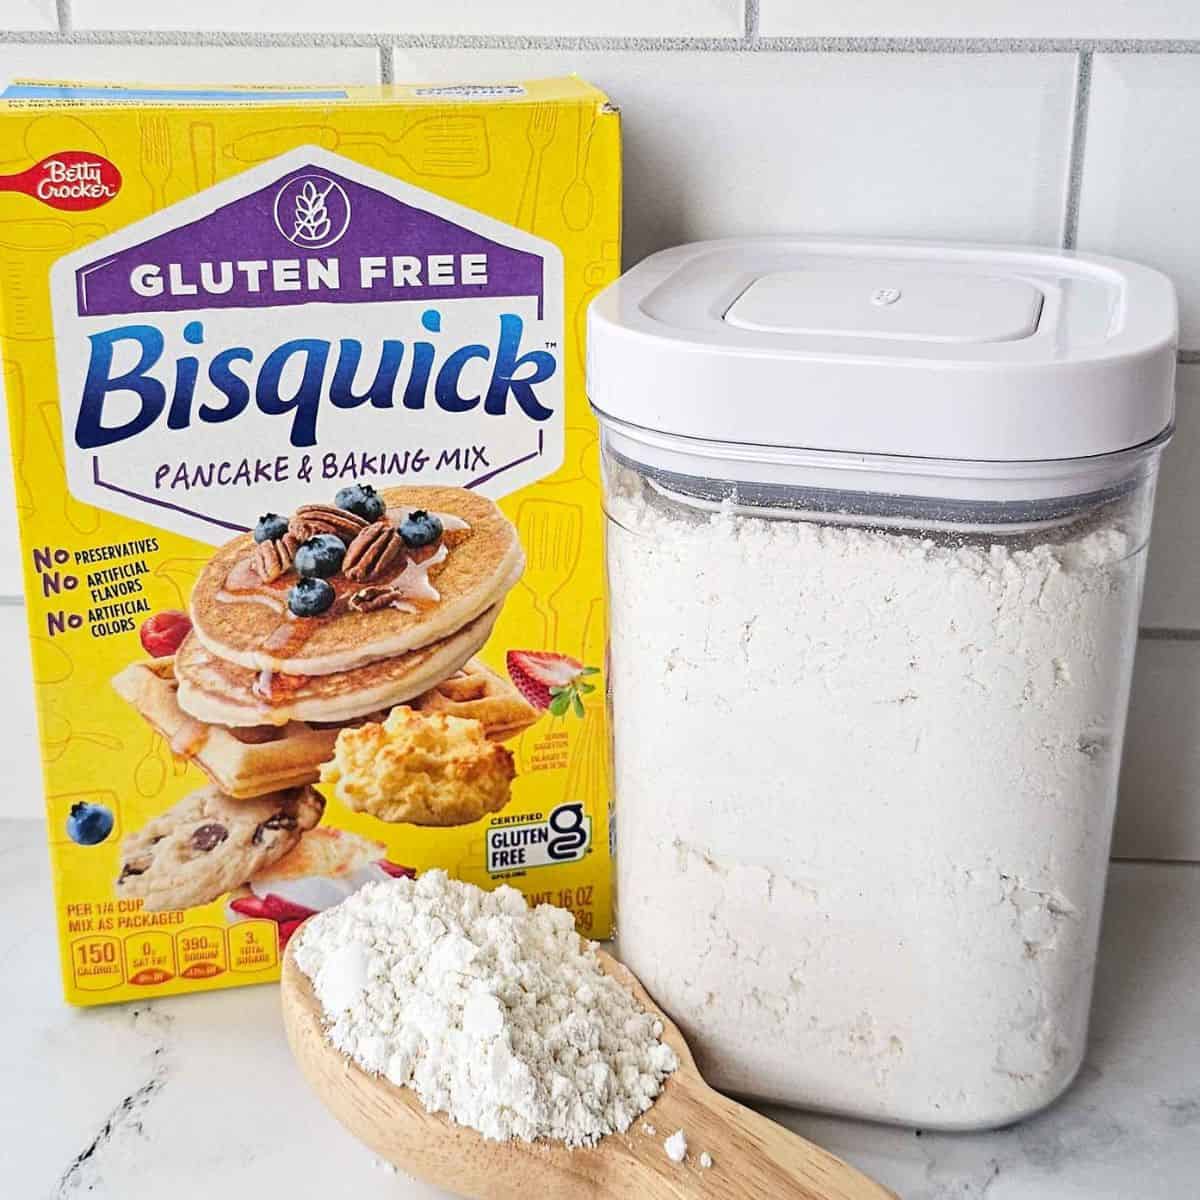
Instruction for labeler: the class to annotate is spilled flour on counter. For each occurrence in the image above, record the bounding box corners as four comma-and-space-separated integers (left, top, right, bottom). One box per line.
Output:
664, 1129, 688, 1163
293, 870, 677, 1146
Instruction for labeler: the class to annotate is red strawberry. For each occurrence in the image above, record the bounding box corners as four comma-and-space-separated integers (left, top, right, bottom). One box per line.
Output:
277, 917, 308, 949
228, 894, 269, 920
229, 892, 319, 951
140, 609, 192, 657
258, 893, 319, 923
506, 650, 600, 718
377, 860, 416, 879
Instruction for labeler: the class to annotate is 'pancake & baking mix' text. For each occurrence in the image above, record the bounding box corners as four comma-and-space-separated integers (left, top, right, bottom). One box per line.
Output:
0, 78, 620, 1004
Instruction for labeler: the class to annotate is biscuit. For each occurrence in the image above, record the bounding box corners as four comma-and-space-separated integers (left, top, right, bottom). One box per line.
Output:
320, 707, 515, 827
116, 784, 324, 912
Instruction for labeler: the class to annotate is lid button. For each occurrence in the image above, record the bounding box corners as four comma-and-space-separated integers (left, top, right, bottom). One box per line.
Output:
871, 286, 902, 307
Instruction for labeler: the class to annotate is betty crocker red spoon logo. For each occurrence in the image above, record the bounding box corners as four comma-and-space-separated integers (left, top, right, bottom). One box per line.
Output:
0, 150, 122, 211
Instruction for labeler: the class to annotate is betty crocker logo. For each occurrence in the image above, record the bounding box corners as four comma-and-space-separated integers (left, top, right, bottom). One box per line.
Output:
0, 150, 121, 211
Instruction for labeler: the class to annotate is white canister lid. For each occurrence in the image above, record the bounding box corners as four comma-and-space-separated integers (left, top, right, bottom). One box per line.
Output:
586, 238, 1178, 464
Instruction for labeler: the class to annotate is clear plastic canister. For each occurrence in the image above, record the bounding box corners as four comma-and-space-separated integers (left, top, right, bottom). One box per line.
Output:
600, 429, 1167, 1128
589, 237, 1178, 1128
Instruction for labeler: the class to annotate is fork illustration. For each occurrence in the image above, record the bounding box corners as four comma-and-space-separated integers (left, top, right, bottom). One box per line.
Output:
515, 104, 557, 232
139, 115, 172, 209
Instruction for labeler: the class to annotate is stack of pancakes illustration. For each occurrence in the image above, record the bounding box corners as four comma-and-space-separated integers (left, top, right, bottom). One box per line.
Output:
112, 484, 540, 913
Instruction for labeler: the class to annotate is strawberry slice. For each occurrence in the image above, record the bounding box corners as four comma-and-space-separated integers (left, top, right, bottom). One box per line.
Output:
377, 860, 416, 879
505, 650, 599, 718
228, 894, 271, 920
258, 893, 319, 923
229, 892, 317, 923
277, 917, 309, 949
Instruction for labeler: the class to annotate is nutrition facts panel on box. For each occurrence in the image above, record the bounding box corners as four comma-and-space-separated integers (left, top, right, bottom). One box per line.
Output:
69, 919, 278, 992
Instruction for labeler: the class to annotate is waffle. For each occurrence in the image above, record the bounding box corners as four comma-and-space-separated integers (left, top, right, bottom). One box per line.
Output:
113, 655, 533, 799
410, 658, 541, 742
113, 658, 350, 799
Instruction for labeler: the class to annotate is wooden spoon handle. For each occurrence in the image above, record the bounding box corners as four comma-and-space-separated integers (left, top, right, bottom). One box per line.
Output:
617, 1072, 898, 1200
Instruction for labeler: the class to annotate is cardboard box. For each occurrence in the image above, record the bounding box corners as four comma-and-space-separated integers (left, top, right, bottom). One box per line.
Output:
0, 77, 619, 1004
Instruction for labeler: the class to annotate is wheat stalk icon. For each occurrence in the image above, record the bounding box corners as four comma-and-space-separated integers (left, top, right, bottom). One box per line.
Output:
292, 179, 335, 242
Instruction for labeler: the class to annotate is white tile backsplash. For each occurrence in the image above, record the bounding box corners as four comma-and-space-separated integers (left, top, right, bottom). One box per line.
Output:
392, 49, 1077, 266
759, 0, 1200, 39
70, 0, 744, 37
0, 42, 382, 87
1117, 637, 1200, 861
1077, 55, 1200, 351
0, 0, 55, 30
1142, 365, 1200, 631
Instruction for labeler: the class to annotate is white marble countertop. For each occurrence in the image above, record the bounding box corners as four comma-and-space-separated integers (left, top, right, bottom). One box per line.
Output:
4, 818, 1198, 1200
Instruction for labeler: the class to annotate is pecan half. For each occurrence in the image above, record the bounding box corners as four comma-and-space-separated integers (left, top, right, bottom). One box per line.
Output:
253, 532, 298, 583
289, 504, 368, 542
349, 585, 405, 612
344, 521, 405, 583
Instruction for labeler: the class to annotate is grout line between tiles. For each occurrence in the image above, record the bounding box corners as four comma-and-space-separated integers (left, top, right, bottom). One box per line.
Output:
1061, 50, 1092, 249
745, 1, 760, 43
2, 30, 1200, 53
378, 43, 394, 83
1110, 857, 1200, 868
54, 0, 70, 36
1139, 627, 1200, 642
1179, 350, 1200, 364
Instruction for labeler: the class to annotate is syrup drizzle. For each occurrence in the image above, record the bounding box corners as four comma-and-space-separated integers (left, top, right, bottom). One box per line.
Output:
391, 542, 448, 604
252, 665, 274, 699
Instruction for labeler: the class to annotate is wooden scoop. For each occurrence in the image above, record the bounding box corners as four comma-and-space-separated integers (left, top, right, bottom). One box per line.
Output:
281, 943, 897, 1200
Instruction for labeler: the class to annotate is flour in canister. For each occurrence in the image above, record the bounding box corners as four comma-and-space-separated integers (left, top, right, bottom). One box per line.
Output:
606, 464, 1145, 1127
293, 870, 678, 1146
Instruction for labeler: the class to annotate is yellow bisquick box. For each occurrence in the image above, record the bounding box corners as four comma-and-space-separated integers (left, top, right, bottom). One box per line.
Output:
0, 77, 620, 1004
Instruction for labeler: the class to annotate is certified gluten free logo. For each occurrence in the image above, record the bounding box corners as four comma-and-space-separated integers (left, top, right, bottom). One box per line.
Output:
486, 802, 592, 875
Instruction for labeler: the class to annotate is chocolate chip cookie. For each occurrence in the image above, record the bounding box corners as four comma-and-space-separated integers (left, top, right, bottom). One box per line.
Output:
115, 784, 324, 912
